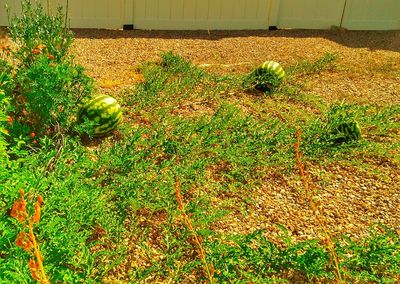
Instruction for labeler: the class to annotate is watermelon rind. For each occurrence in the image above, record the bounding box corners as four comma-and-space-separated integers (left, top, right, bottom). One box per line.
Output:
78, 95, 122, 137
330, 121, 362, 144
250, 61, 285, 92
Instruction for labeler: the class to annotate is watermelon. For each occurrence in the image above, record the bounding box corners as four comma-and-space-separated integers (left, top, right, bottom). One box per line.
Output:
251, 61, 285, 92
78, 95, 122, 137
332, 121, 362, 143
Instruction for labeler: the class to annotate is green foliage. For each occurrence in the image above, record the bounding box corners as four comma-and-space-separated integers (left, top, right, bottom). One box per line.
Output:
9, 56, 92, 136
4, 0, 92, 143
207, 231, 330, 282
1, 45, 399, 283
131, 51, 207, 109
0, 137, 125, 283
319, 103, 363, 145
243, 65, 284, 93
0, 90, 9, 162
301, 102, 400, 162
337, 225, 400, 283
7, 0, 73, 65
207, 227, 400, 283
287, 52, 337, 77
0, 59, 12, 163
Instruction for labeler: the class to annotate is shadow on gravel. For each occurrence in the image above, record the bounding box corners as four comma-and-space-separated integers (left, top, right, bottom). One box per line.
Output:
72, 29, 400, 52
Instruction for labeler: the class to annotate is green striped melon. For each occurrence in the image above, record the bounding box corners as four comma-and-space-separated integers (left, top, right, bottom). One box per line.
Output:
252, 61, 285, 92
332, 121, 362, 143
78, 95, 122, 137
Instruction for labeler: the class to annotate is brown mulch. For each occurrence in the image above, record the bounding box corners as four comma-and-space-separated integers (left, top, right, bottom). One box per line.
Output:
212, 162, 400, 243
71, 29, 400, 105
2, 28, 400, 279
72, 29, 400, 243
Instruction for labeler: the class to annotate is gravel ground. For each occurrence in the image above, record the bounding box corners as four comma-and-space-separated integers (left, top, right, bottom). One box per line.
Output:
212, 163, 400, 243
3, 27, 399, 244
71, 29, 400, 105
70, 29, 400, 243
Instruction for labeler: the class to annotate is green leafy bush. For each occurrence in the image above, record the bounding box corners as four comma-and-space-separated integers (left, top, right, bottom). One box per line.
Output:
0, 137, 125, 283
4, 0, 92, 142
0, 59, 12, 161
8, 55, 92, 137
8, 0, 73, 65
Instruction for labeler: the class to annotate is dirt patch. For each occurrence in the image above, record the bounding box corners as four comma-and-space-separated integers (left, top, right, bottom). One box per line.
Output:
211, 163, 400, 244
69, 29, 400, 241
70, 29, 400, 106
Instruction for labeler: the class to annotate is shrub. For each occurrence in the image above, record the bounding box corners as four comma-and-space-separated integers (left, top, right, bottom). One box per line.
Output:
7, 0, 73, 65
8, 55, 92, 137
0, 59, 12, 161
4, 0, 92, 142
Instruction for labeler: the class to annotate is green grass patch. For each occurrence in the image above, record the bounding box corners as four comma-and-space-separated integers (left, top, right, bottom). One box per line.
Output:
1, 30, 399, 283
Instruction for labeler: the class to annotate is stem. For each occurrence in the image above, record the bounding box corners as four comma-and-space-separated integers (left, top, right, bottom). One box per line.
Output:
64, 0, 69, 30
29, 222, 50, 284
183, 214, 214, 283
295, 130, 344, 283
175, 178, 214, 283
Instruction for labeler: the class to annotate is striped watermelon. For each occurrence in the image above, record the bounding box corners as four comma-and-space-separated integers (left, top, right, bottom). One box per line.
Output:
252, 61, 285, 92
78, 95, 122, 137
332, 121, 362, 143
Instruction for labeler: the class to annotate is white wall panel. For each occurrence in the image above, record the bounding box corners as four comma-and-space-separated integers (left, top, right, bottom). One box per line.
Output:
0, 0, 124, 29
1, 0, 21, 26
1, 0, 399, 30
342, 0, 400, 30
272, 0, 346, 29
132, 0, 271, 30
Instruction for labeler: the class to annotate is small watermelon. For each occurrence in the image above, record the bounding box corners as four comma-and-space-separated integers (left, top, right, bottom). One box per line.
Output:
331, 121, 362, 143
251, 61, 285, 92
78, 95, 122, 137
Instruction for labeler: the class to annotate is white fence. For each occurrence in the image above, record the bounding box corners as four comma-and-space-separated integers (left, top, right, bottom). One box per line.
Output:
1, 0, 399, 30
132, 0, 271, 30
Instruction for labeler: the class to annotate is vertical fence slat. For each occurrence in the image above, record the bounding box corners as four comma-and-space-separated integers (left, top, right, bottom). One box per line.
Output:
195, 0, 209, 21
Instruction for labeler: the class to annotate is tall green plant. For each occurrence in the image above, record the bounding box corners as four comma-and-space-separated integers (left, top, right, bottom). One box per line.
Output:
0, 59, 12, 162
8, 0, 73, 65
0, 90, 9, 162
4, 0, 92, 141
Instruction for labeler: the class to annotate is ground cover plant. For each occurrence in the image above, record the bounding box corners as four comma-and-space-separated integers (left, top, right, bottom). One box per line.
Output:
1, 1, 400, 283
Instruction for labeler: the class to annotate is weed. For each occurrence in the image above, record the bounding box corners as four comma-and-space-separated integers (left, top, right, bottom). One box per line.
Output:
287, 52, 337, 78
338, 224, 400, 283
11, 189, 50, 284
0, 90, 9, 161
7, 0, 73, 65
295, 129, 344, 283
175, 178, 215, 283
